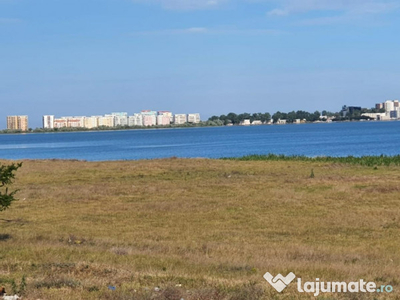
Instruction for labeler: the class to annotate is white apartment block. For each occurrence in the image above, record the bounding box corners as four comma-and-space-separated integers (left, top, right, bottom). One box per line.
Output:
141, 110, 157, 126
98, 115, 115, 127
385, 100, 395, 113
42, 115, 54, 129
54, 118, 67, 128
187, 113, 201, 123
174, 114, 187, 125
158, 111, 173, 123
143, 115, 156, 126
112, 112, 128, 127
84, 116, 100, 129
128, 113, 143, 126
157, 115, 171, 126
66, 116, 85, 128
114, 116, 128, 127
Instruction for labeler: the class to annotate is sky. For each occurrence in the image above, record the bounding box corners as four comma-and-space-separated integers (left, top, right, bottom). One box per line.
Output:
1, 0, 400, 128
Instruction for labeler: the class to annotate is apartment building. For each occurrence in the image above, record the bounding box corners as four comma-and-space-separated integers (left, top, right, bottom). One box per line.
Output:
43, 115, 54, 129
84, 116, 100, 129
376, 100, 400, 120
112, 112, 128, 127
7, 115, 28, 131
157, 111, 172, 126
128, 113, 143, 126
385, 100, 395, 113
98, 115, 115, 127
174, 114, 187, 125
67, 116, 85, 128
141, 110, 157, 126
54, 118, 67, 128
158, 111, 173, 123
187, 113, 201, 124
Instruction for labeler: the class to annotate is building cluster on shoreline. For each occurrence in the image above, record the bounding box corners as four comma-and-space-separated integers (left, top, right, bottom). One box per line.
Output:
5, 111, 201, 131
5, 100, 400, 131
365, 100, 400, 120
43, 111, 201, 129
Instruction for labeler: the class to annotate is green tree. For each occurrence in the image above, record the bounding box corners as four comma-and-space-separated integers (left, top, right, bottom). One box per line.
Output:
287, 111, 297, 123
261, 112, 271, 123
0, 162, 22, 212
226, 113, 239, 124
272, 111, 287, 123
235, 113, 250, 124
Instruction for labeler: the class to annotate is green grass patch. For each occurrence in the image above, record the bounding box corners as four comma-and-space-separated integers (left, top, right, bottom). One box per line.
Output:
222, 154, 400, 166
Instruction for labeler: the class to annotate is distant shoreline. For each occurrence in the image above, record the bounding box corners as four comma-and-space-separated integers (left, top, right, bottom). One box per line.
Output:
0, 122, 219, 135
1, 118, 398, 135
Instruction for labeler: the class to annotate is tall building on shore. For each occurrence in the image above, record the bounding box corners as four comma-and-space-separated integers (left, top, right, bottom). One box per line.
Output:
385, 100, 395, 113
84, 116, 100, 129
375, 100, 400, 120
128, 113, 143, 126
157, 111, 172, 126
188, 113, 201, 123
98, 115, 115, 127
7, 115, 28, 131
111, 112, 128, 127
141, 110, 157, 126
43, 115, 55, 129
54, 118, 67, 128
67, 116, 85, 128
174, 114, 187, 125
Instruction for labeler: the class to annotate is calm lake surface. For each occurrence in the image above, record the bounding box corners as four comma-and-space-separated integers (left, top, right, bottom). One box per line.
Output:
0, 122, 399, 161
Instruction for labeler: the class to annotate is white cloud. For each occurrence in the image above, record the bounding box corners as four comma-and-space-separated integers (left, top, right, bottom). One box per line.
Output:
266, 0, 399, 16
130, 27, 282, 35
132, 0, 400, 15
349, 2, 399, 14
297, 14, 354, 26
131, 27, 208, 35
265, 0, 400, 26
185, 27, 208, 32
133, 0, 228, 10
267, 8, 288, 16
0, 17, 21, 24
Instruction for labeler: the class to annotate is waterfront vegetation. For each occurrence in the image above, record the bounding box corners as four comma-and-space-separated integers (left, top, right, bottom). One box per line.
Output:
224, 154, 400, 167
1, 158, 399, 299
209, 107, 385, 125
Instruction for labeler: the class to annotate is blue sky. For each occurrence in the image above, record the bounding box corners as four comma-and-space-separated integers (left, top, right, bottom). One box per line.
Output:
1, 0, 400, 128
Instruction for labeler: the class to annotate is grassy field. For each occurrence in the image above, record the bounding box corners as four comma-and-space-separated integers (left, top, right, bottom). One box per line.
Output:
0, 158, 399, 299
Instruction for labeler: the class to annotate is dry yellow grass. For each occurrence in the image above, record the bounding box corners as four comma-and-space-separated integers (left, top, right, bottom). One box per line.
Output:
0, 158, 399, 299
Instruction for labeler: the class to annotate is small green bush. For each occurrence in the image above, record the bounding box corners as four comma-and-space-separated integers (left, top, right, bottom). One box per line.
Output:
0, 162, 22, 212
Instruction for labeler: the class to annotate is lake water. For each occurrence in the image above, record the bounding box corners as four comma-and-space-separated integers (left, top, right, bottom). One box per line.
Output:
0, 122, 399, 161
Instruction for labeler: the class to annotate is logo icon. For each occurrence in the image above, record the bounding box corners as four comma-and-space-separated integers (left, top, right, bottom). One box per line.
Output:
263, 272, 296, 292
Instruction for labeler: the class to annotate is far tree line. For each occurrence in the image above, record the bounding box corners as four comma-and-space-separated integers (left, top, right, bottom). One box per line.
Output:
208, 107, 385, 125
